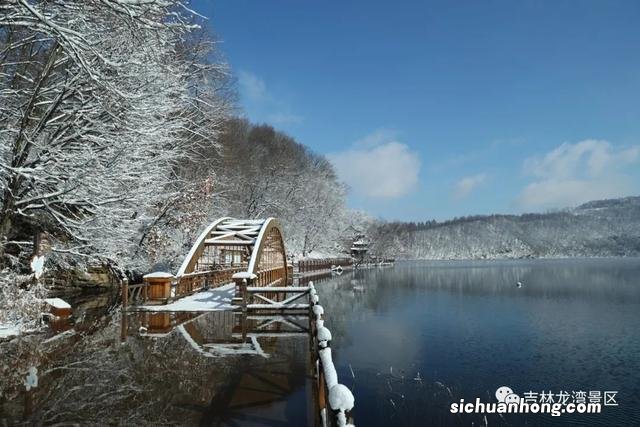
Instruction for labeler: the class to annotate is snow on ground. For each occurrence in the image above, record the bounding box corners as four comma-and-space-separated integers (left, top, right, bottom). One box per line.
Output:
30, 255, 45, 279
0, 324, 20, 339
139, 283, 236, 312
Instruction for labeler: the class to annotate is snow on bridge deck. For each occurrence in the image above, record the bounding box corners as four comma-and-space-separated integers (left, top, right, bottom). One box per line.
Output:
138, 283, 236, 312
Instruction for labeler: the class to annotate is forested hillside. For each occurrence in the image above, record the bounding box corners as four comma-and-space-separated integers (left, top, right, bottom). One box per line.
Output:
143, 118, 351, 266
369, 197, 640, 259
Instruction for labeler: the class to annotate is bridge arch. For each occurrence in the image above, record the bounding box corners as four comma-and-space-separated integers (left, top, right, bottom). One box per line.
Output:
174, 217, 289, 296
246, 218, 287, 281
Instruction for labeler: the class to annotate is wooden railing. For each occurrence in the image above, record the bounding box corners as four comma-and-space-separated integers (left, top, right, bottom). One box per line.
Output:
123, 280, 146, 306
174, 267, 244, 299
254, 266, 287, 287
308, 282, 355, 426
122, 267, 245, 308
298, 258, 353, 273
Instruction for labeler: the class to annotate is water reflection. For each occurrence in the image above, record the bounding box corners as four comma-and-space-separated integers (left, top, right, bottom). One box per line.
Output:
317, 259, 640, 426
1, 305, 313, 425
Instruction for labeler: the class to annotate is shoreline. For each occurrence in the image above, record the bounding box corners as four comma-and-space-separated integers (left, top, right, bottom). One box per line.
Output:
394, 255, 640, 262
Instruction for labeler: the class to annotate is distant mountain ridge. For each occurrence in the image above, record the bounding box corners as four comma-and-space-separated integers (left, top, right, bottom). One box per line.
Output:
372, 196, 640, 259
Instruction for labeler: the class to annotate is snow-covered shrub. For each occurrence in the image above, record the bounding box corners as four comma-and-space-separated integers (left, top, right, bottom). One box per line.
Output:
0, 272, 45, 333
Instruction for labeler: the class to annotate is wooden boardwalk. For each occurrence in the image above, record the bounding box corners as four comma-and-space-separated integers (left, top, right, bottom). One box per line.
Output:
121, 217, 356, 426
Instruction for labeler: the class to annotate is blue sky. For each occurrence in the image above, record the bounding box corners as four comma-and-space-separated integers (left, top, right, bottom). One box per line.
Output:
195, 0, 640, 221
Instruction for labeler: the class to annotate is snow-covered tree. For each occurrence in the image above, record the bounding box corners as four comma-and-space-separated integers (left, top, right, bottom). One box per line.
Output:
213, 119, 351, 257
0, 1, 230, 270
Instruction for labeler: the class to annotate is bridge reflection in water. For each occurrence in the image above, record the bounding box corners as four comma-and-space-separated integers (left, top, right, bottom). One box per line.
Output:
121, 309, 314, 426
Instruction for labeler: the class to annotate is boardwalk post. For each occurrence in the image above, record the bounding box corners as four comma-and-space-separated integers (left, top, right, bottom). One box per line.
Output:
318, 367, 327, 424
121, 278, 129, 311
120, 277, 129, 343
120, 312, 128, 343
232, 278, 243, 305
241, 310, 248, 340
242, 278, 248, 311
142, 272, 174, 304
232, 272, 257, 310
287, 263, 293, 284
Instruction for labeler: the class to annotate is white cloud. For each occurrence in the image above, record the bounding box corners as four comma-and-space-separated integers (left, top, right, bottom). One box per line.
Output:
238, 70, 267, 102
354, 128, 398, 148
329, 131, 421, 199
517, 139, 639, 209
453, 173, 487, 200
237, 70, 303, 126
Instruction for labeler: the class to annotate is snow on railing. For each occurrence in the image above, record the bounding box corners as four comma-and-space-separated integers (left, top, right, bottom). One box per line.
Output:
309, 281, 355, 427
122, 267, 246, 309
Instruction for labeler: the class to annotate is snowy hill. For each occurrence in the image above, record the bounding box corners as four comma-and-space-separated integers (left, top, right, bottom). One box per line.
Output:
371, 197, 640, 259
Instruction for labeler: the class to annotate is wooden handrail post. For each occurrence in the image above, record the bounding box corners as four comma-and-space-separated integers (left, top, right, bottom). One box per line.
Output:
241, 310, 247, 340
318, 368, 327, 423
120, 278, 129, 343
121, 278, 129, 311
242, 278, 249, 311
143, 272, 174, 304
232, 272, 256, 309
120, 309, 128, 343
143, 280, 148, 303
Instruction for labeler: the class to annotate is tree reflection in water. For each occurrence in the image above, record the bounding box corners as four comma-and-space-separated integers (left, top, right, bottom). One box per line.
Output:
1, 303, 313, 426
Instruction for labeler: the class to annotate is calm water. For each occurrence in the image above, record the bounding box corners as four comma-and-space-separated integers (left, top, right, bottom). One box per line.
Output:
3, 259, 639, 426
316, 259, 640, 426
1, 305, 313, 425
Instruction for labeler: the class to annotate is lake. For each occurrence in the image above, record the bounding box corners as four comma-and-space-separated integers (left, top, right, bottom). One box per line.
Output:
2, 258, 639, 426
316, 258, 640, 426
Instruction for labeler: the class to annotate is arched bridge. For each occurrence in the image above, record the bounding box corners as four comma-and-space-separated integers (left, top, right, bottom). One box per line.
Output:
126, 218, 356, 425
172, 217, 290, 299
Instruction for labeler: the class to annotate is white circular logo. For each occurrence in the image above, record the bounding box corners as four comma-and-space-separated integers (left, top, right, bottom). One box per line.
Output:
495, 386, 520, 404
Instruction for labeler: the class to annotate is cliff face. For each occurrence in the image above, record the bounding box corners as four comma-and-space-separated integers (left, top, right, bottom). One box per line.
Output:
43, 264, 123, 296
376, 197, 640, 260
